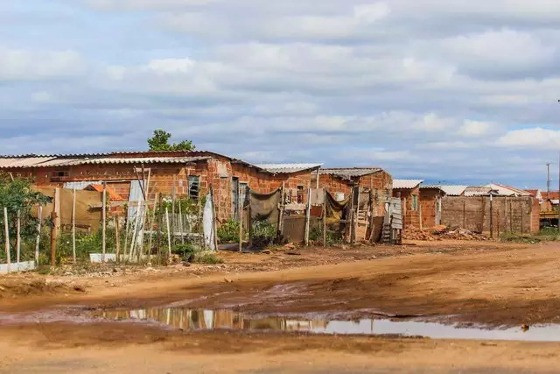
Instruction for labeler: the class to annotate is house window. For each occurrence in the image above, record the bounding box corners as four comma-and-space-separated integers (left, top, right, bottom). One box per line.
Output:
296, 186, 304, 204
188, 176, 200, 200
412, 194, 419, 211
50, 170, 69, 181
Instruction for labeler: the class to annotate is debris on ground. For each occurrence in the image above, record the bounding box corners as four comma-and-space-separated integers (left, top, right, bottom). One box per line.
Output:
403, 225, 489, 241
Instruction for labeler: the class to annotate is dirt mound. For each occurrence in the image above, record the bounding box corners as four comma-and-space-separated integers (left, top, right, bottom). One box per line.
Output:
0, 277, 77, 299
403, 225, 489, 241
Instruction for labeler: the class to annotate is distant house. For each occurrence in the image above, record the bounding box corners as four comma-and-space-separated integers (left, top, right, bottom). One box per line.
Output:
392, 179, 423, 229
541, 191, 559, 212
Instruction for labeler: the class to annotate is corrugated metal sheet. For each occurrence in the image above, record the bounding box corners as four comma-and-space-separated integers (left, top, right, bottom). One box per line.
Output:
486, 183, 531, 197
255, 163, 322, 174
439, 185, 467, 196
393, 179, 423, 189
0, 156, 210, 168
0, 157, 56, 168
464, 186, 494, 197
320, 168, 382, 178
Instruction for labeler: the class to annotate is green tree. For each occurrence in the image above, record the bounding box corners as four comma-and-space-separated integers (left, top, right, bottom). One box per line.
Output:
0, 173, 50, 260
147, 129, 195, 151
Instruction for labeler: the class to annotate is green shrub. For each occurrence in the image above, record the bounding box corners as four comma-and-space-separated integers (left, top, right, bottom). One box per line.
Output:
172, 242, 198, 262
194, 251, 224, 264
251, 219, 276, 249
217, 219, 239, 243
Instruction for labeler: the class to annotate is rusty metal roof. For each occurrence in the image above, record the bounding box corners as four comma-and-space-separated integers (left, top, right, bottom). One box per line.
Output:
255, 163, 322, 174
393, 179, 423, 189
320, 167, 382, 178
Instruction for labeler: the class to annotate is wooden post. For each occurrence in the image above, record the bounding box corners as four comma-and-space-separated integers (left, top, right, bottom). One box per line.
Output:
178, 201, 184, 245
304, 183, 312, 246
16, 210, 21, 271
322, 190, 327, 247
210, 186, 219, 251
114, 215, 120, 262
4, 207, 10, 273
72, 188, 77, 264
35, 205, 43, 265
278, 182, 286, 237
102, 183, 107, 263
51, 188, 61, 267
489, 195, 494, 238
238, 186, 243, 252
172, 175, 176, 246
165, 207, 172, 262
148, 193, 159, 263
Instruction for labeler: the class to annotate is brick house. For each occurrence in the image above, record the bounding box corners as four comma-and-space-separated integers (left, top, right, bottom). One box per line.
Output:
0, 151, 320, 224
317, 168, 393, 216
392, 179, 423, 229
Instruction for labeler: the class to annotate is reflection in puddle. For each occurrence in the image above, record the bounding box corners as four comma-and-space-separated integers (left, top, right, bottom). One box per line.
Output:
101, 307, 560, 342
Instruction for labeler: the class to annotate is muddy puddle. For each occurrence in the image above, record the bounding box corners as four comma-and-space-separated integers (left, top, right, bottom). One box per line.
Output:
98, 306, 560, 342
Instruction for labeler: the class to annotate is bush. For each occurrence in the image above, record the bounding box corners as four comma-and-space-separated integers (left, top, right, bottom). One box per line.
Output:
56, 229, 117, 264
217, 219, 239, 243
194, 251, 224, 264
251, 219, 276, 249
172, 243, 198, 262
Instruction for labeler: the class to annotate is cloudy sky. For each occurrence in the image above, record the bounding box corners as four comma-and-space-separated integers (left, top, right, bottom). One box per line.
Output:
2, 1, 560, 187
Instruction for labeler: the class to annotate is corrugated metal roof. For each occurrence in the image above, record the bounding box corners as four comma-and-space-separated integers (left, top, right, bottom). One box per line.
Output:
0, 156, 210, 168
320, 167, 382, 178
0, 157, 56, 168
440, 185, 467, 196
393, 179, 423, 189
464, 186, 494, 196
486, 183, 531, 197
255, 163, 322, 174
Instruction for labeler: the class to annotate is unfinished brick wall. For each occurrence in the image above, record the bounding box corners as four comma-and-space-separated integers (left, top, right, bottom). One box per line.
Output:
393, 187, 421, 229
441, 196, 540, 234
419, 188, 443, 229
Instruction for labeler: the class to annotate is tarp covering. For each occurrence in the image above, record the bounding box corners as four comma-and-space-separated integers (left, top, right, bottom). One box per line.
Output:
324, 190, 350, 222
249, 189, 281, 226
203, 192, 216, 250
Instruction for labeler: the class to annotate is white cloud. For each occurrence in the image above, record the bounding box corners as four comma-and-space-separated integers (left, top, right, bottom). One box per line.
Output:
147, 58, 195, 74
353, 3, 390, 23
459, 120, 493, 137
496, 127, 560, 149
0, 48, 85, 81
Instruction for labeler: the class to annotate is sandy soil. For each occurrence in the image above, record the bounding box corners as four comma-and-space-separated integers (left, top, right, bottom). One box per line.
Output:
2, 240, 560, 373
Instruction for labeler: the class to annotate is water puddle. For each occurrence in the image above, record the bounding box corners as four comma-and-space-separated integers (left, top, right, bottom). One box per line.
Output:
99, 307, 560, 342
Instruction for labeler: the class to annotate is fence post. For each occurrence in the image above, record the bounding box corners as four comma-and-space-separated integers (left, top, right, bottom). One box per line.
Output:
4, 207, 11, 273
35, 205, 43, 265
304, 183, 311, 246
102, 183, 107, 263
323, 190, 327, 247
72, 188, 77, 264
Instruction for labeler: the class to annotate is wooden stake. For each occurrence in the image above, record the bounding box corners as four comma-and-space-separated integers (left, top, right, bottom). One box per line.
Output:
102, 183, 107, 263
114, 215, 120, 262
51, 188, 61, 267
304, 183, 312, 246
4, 207, 11, 273
238, 186, 243, 252
15, 210, 21, 272
72, 188, 77, 264
278, 182, 286, 237
148, 193, 159, 263
165, 207, 172, 262
178, 201, 184, 245
322, 190, 327, 247
211, 187, 219, 251
35, 205, 42, 265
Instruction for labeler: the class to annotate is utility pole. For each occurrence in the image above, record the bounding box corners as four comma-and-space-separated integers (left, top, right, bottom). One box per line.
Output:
547, 162, 552, 196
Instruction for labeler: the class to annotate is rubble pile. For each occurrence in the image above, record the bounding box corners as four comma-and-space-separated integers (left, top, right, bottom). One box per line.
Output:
404, 225, 489, 241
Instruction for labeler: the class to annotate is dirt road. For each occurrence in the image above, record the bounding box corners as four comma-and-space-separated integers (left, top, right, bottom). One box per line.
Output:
2, 241, 560, 373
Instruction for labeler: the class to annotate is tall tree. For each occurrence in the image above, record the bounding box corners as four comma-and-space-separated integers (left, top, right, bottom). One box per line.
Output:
147, 129, 195, 151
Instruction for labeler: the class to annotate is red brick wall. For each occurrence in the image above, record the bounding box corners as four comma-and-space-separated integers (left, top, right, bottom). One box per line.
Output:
419, 188, 442, 229
393, 187, 420, 229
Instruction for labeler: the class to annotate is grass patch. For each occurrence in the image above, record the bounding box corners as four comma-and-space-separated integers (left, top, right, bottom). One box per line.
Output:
500, 227, 560, 243
194, 251, 224, 264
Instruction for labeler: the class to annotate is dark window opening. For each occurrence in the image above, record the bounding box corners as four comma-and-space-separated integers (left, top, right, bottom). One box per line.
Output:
296, 186, 304, 204
188, 175, 200, 200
